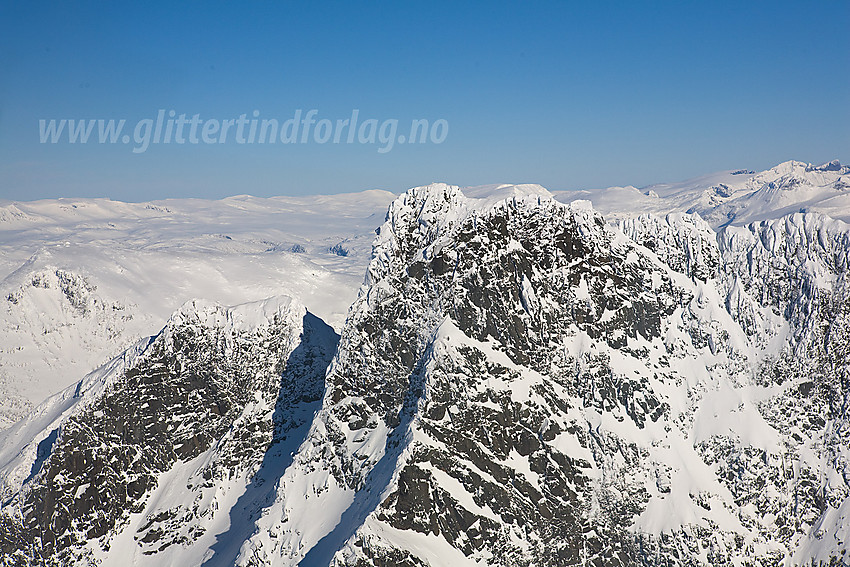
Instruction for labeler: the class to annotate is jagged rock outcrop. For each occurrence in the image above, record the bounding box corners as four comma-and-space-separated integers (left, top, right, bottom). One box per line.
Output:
0, 296, 336, 566
233, 185, 850, 566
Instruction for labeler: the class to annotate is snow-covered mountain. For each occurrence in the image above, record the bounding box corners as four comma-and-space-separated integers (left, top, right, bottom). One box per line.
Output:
559, 159, 850, 228
1, 161, 849, 565
0, 295, 337, 566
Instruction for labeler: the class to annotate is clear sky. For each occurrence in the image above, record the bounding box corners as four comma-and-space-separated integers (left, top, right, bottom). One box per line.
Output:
1, 1, 848, 201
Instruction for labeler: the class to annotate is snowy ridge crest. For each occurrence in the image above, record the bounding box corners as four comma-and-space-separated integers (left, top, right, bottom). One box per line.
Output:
165, 295, 300, 336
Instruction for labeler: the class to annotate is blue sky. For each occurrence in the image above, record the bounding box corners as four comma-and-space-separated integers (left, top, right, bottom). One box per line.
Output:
1, 1, 848, 201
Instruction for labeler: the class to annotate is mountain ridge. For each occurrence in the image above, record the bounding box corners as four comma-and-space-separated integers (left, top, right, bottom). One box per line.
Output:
1, 162, 849, 565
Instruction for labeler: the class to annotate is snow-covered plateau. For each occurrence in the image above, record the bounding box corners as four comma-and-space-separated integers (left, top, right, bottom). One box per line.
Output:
1, 159, 849, 566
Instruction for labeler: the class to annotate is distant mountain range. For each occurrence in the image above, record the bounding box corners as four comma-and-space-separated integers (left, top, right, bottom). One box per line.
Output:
559, 159, 850, 227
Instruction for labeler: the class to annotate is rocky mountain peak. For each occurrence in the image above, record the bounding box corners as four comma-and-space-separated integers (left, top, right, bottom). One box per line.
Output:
2, 177, 850, 566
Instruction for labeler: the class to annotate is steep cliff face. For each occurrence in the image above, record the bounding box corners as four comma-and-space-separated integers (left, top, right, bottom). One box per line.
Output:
620, 211, 850, 565
1, 180, 849, 566
0, 296, 337, 566
231, 185, 850, 566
